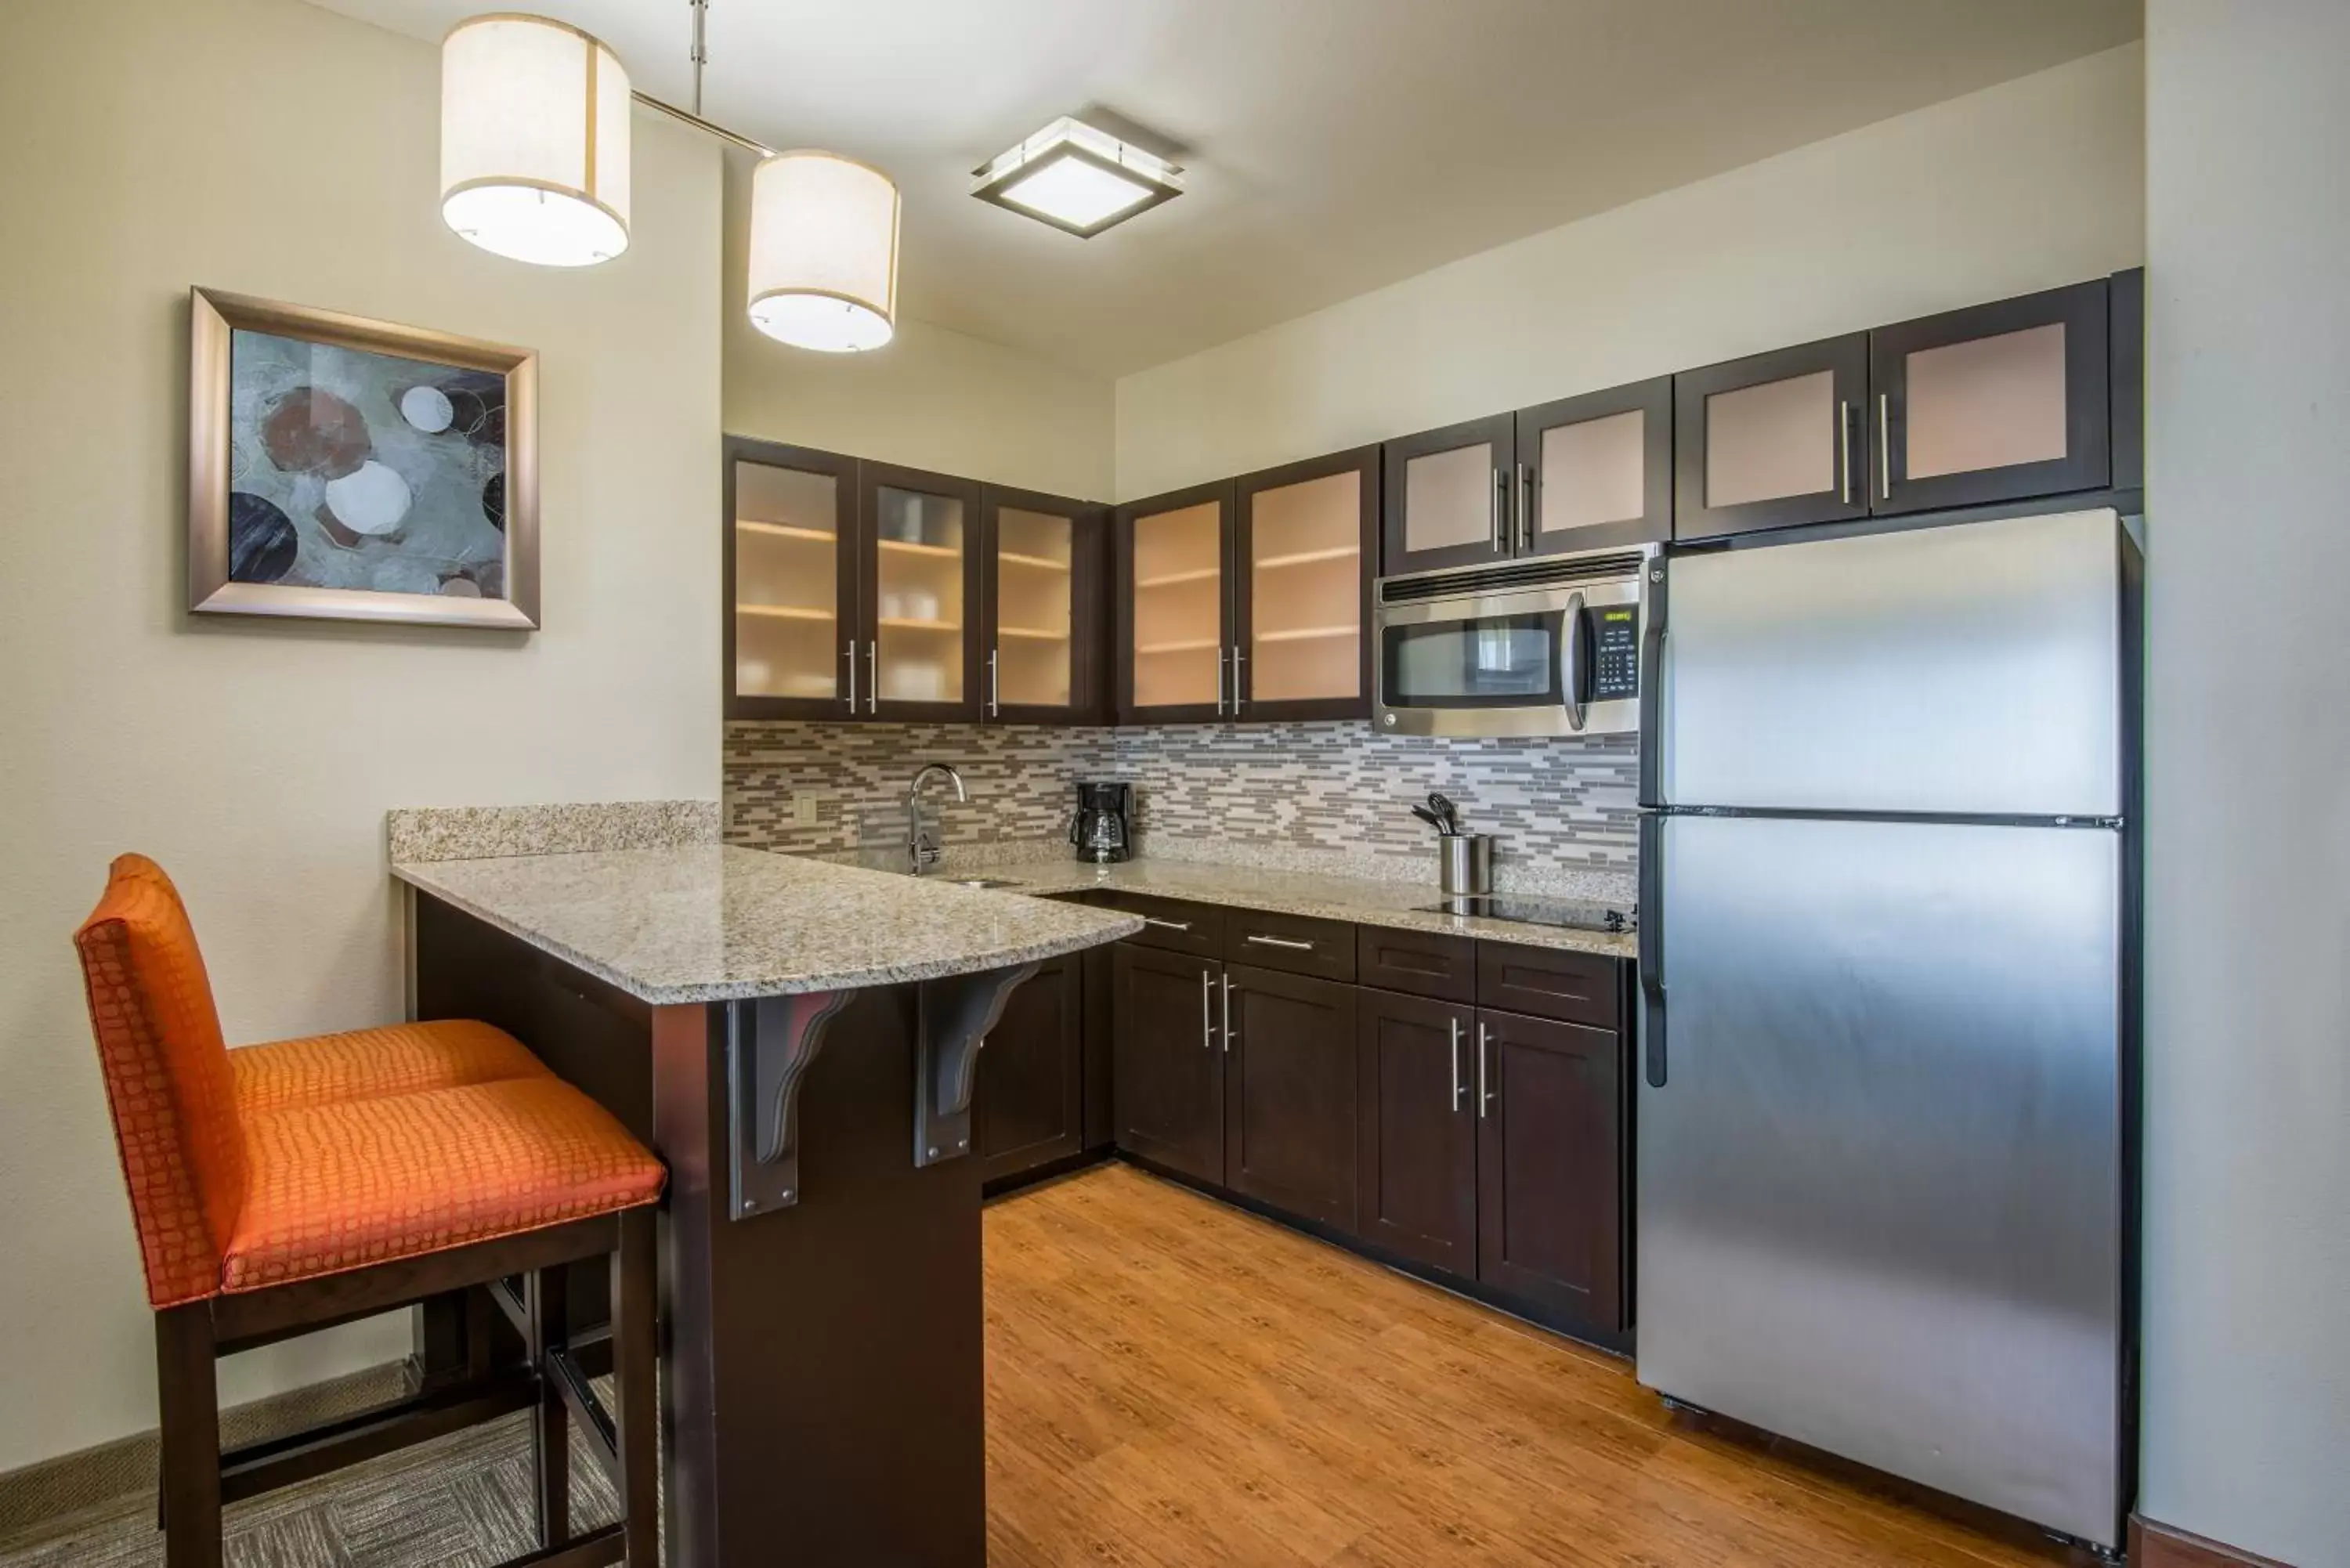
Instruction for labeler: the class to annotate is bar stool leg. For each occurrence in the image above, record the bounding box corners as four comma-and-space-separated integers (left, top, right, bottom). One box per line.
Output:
526, 1270, 571, 1548
613, 1209, 659, 1566
154, 1303, 222, 1568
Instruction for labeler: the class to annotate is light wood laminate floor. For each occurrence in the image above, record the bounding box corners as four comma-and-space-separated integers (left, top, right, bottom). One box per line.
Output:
984, 1163, 2070, 1568
2, 1162, 2073, 1566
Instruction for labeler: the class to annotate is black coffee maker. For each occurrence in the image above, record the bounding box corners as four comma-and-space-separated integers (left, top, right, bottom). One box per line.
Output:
1068, 782, 1133, 863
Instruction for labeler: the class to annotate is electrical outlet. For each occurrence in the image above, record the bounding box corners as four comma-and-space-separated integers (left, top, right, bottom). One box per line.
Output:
791, 793, 820, 826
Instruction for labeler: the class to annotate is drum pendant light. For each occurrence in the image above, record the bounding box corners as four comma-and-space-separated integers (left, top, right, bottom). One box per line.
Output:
746, 152, 902, 352
440, 15, 632, 267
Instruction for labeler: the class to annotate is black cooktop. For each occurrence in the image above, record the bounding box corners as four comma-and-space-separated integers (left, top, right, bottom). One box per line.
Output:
1413, 894, 1636, 934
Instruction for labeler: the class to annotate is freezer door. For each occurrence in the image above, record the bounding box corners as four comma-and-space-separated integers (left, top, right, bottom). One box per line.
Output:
1638, 814, 2124, 1548
1661, 508, 2124, 815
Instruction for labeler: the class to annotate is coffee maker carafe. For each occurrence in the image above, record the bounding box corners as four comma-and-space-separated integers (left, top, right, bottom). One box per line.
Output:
1068, 781, 1133, 864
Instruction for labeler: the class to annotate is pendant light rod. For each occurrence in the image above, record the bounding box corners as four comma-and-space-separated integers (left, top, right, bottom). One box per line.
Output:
689, 0, 709, 115
631, 88, 775, 158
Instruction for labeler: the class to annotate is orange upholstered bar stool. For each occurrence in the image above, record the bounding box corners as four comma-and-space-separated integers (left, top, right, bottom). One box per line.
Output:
73, 854, 664, 1568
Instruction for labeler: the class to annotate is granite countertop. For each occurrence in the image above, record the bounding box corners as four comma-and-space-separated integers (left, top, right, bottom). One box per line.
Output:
392, 844, 1144, 1005
945, 854, 1639, 962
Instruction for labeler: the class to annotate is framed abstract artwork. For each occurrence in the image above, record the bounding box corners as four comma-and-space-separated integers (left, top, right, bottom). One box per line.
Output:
187, 287, 539, 629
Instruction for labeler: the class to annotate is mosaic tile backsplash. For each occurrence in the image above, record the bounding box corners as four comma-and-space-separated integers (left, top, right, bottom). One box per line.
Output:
725, 721, 1640, 882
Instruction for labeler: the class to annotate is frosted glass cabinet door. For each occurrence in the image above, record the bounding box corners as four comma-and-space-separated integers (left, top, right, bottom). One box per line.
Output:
1870, 280, 2110, 516
982, 486, 1103, 724
1674, 334, 1870, 541
1235, 446, 1376, 719
1380, 413, 1515, 575
1118, 481, 1234, 721
726, 436, 858, 719
858, 461, 982, 721
1517, 377, 1672, 557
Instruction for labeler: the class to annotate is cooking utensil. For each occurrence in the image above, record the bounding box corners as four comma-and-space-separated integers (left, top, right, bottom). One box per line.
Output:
1428, 792, 1462, 833
1411, 804, 1448, 833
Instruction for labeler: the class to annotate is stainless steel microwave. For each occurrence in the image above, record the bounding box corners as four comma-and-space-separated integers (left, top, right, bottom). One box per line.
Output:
1373, 547, 1654, 739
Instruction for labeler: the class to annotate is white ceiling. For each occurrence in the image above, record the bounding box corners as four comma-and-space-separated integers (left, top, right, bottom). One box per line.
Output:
314, 0, 2142, 378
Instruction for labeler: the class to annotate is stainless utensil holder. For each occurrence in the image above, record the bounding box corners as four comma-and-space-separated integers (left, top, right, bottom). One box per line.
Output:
1439, 834, 1494, 898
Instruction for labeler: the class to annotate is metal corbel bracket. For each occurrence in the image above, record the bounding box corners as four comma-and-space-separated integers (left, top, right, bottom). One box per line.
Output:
727, 989, 853, 1219
913, 963, 1039, 1169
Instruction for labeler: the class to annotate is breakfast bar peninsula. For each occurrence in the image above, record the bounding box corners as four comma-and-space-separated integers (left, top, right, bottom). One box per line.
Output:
390, 821, 1141, 1568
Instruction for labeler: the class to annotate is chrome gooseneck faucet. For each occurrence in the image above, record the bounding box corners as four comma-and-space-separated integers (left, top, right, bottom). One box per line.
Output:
906, 763, 969, 873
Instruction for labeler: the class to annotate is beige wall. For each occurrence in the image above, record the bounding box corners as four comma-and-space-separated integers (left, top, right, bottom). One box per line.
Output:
722, 159, 1115, 502
0, 0, 721, 1472
1113, 44, 2145, 501
2142, 4, 2350, 1564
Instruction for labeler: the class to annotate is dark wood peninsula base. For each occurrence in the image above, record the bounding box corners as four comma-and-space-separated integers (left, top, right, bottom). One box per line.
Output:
410, 895, 993, 1568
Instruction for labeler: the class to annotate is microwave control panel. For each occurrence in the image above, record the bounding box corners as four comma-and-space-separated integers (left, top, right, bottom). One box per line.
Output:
1590, 606, 1640, 701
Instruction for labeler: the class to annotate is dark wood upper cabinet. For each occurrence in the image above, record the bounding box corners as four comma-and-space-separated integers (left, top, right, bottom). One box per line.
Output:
1114, 479, 1236, 724
979, 484, 1108, 725
1473, 1007, 1625, 1330
1869, 280, 2110, 517
1222, 964, 1358, 1231
725, 436, 859, 721
1380, 414, 1517, 576
856, 460, 984, 722
1516, 377, 1673, 557
1355, 988, 1477, 1275
1674, 333, 1871, 540
974, 953, 1083, 1186
1111, 942, 1226, 1185
1234, 446, 1378, 722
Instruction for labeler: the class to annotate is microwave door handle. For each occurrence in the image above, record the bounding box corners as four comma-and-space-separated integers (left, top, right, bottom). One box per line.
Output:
1560, 591, 1589, 733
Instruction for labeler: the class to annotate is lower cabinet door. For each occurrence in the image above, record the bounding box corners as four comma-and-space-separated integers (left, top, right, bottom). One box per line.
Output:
1222, 964, 1359, 1231
1473, 1007, 1625, 1328
1112, 943, 1226, 1184
1354, 988, 1477, 1275
974, 952, 1083, 1184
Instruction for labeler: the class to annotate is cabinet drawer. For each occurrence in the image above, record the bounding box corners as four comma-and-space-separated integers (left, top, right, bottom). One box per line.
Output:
1101, 893, 1221, 958
1357, 925, 1476, 1003
1476, 941, 1622, 1030
1220, 908, 1355, 982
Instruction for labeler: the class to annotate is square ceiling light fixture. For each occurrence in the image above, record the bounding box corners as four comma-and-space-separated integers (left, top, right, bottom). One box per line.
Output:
971, 117, 1184, 238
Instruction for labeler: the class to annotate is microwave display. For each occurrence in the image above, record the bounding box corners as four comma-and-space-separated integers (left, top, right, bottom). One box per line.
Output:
1383, 613, 1561, 707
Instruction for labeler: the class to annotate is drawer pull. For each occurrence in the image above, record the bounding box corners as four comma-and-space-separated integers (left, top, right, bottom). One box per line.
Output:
1244, 934, 1315, 952
1144, 917, 1193, 933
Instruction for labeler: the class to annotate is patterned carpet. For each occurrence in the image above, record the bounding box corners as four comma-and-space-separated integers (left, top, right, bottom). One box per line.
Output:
0, 1411, 613, 1568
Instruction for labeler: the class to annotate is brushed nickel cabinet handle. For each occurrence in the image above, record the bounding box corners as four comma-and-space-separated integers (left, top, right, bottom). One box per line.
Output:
1449, 1016, 1462, 1114
1221, 971, 1234, 1053
1232, 649, 1246, 714
1245, 934, 1314, 952
866, 641, 877, 713
1878, 392, 1893, 500
1200, 970, 1213, 1050
1517, 461, 1534, 552
1490, 468, 1505, 552
988, 649, 1000, 717
844, 641, 856, 711
1477, 1022, 1493, 1119
1838, 399, 1853, 505
1143, 916, 1191, 933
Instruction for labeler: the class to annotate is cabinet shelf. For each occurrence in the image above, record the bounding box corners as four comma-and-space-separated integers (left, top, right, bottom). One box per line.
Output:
877, 537, 961, 560
1254, 545, 1360, 571
1254, 623, 1358, 644
877, 616, 964, 633
1135, 566, 1221, 590
1136, 637, 1220, 656
736, 519, 833, 544
999, 551, 1071, 572
736, 603, 834, 622
999, 625, 1070, 641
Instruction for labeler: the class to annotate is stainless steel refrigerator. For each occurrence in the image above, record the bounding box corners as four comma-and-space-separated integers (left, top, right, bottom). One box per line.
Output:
1635, 506, 2137, 1552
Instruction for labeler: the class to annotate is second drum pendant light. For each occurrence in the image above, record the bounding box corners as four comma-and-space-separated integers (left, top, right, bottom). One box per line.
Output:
439, 2, 900, 353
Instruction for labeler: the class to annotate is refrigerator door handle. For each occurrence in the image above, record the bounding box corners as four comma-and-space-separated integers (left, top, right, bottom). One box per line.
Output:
1637, 557, 1668, 809
1639, 813, 1666, 1087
